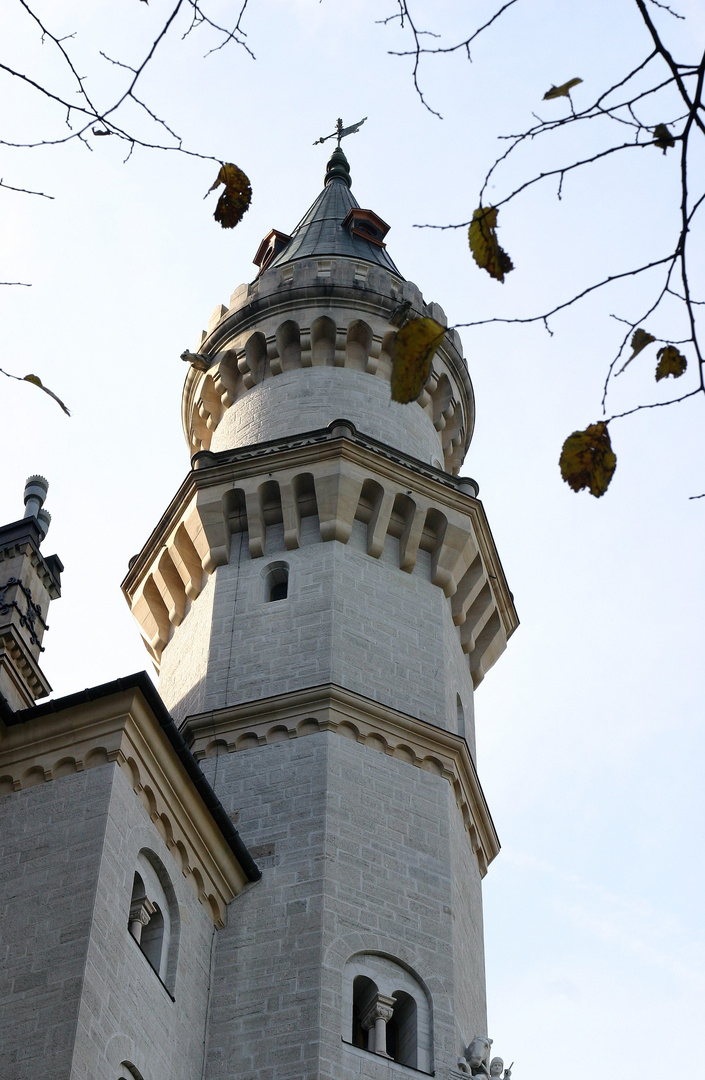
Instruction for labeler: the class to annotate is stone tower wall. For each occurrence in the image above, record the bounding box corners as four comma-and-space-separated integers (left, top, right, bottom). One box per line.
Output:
0, 766, 112, 1080
0, 762, 221, 1080
198, 729, 488, 1080
209, 366, 446, 467
68, 764, 215, 1080
159, 517, 477, 754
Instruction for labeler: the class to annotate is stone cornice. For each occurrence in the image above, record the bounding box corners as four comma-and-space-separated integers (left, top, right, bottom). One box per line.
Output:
0, 683, 253, 926
121, 421, 517, 686
181, 261, 474, 473
204, 282, 410, 350
183, 683, 500, 877
123, 423, 486, 585
198, 284, 469, 405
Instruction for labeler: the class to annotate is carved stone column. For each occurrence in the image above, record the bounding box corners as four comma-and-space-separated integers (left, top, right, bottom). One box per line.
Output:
129, 897, 155, 943
360, 993, 396, 1058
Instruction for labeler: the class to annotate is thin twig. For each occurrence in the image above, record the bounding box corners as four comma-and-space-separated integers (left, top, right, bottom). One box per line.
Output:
0, 178, 53, 199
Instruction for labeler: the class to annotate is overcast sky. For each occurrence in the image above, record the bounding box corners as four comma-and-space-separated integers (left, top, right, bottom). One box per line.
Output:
1, 3, 704, 1077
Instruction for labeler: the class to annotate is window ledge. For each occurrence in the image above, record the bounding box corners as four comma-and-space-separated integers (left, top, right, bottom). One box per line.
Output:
342, 1040, 433, 1076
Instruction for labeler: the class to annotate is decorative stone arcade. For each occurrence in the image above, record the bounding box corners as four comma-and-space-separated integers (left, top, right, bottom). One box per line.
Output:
124, 143, 518, 1080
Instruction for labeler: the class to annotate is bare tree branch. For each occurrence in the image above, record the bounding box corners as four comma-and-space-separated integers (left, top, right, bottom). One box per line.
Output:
379, 0, 521, 117
389, 1, 705, 489
0, 178, 53, 199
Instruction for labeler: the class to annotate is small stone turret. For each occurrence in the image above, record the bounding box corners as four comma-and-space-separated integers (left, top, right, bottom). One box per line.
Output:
0, 476, 62, 710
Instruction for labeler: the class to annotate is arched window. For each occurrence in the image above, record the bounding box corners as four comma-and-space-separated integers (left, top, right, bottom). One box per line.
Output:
127, 850, 179, 992
343, 953, 432, 1073
263, 561, 289, 603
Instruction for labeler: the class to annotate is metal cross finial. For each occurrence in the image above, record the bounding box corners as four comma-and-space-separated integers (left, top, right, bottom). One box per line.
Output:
313, 116, 367, 147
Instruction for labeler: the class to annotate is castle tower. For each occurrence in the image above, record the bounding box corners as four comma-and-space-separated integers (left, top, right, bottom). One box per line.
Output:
0, 476, 62, 710
122, 142, 518, 1079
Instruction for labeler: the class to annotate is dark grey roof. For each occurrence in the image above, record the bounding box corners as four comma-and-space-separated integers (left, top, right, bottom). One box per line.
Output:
268, 149, 403, 277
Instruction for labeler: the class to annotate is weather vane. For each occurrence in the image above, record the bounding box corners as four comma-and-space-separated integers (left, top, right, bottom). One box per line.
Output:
313, 116, 367, 148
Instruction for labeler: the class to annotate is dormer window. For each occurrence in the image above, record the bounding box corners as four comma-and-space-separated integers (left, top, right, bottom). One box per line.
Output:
341, 208, 390, 248
253, 229, 292, 274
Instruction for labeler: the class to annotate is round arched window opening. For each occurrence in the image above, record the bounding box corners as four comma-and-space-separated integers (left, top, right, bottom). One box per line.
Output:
343, 953, 433, 1074
262, 561, 289, 603
127, 850, 180, 992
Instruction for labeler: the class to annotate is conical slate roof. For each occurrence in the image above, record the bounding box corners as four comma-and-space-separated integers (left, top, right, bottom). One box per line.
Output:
267, 147, 403, 277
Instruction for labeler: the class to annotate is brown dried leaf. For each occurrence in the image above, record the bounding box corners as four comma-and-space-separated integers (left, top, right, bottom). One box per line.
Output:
655, 345, 687, 381
543, 77, 583, 100
616, 328, 656, 375
468, 206, 514, 283
207, 163, 252, 229
23, 374, 70, 416
629, 328, 656, 359
653, 124, 675, 153
559, 421, 616, 498
390, 317, 445, 404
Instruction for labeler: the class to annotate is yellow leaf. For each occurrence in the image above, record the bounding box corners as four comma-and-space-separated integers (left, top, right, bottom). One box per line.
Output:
206, 163, 252, 229
390, 318, 445, 404
468, 206, 514, 283
653, 124, 675, 153
655, 345, 687, 381
22, 374, 70, 416
543, 77, 583, 100
559, 421, 616, 498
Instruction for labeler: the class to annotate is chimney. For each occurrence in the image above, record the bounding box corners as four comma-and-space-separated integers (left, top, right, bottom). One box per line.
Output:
0, 476, 63, 711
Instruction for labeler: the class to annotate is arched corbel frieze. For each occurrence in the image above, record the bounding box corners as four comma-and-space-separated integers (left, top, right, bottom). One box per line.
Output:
182, 308, 473, 473
124, 432, 516, 680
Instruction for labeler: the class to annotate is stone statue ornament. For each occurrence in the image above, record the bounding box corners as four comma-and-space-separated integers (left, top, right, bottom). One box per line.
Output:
458, 1036, 514, 1078
458, 1035, 492, 1076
